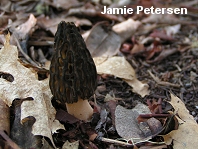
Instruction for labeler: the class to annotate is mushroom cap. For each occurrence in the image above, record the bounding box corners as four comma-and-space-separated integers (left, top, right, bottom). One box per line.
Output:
49, 21, 97, 104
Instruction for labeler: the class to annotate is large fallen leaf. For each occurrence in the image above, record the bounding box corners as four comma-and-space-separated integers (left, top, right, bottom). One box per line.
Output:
112, 18, 141, 43
85, 22, 121, 57
37, 16, 92, 35
147, 48, 178, 63
163, 94, 198, 149
115, 104, 151, 140
0, 34, 64, 147
93, 56, 149, 97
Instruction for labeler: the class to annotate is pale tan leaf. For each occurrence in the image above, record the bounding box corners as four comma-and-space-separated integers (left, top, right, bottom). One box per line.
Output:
163, 94, 198, 149
0, 34, 64, 147
112, 18, 141, 43
94, 57, 149, 97
125, 79, 149, 98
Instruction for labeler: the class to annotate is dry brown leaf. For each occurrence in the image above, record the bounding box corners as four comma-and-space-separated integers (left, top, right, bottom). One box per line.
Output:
94, 56, 149, 97
14, 14, 37, 40
0, 34, 64, 146
37, 16, 92, 35
142, 14, 181, 24
141, 12, 196, 25
68, 5, 121, 22
112, 18, 141, 43
51, 0, 79, 10
149, 30, 175, 41
0, 0, 38, 12
130, 42, 145, 55
85, 22, 121, 57
163, 94, 198, 149
147, 48, 178, 63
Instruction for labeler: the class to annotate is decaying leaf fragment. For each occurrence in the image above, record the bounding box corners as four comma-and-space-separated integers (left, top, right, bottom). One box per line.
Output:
163, 94, 198, 149
13, 14, 37, 41
85, 22, 121, 57
115, 103, 151, 140
94, 56, 149, 97
0, 34, 64, 147
10, 97, 51, 149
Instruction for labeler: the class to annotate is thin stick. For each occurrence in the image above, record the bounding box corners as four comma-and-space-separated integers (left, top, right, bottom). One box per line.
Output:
12, 33, 39, 67
101, 137, 134, 147
148, 70, 180, 88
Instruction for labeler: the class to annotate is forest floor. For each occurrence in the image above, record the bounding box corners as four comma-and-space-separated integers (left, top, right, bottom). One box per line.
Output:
0, 0, 198, 149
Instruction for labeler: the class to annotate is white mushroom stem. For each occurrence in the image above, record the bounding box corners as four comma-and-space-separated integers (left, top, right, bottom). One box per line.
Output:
66, 98, 93, 121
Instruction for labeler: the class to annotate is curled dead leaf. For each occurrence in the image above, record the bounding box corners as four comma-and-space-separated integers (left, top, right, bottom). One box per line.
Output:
13, 14, 37, 40
0, 34, 64, 147
94, 56, 149, 97
163, 94, 198, 149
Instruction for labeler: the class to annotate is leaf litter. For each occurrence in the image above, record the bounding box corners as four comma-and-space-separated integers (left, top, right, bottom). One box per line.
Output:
0, 0, 198, 148
163, 94, 198, 149
0, 34, 64, 148
94, 56, 150, 97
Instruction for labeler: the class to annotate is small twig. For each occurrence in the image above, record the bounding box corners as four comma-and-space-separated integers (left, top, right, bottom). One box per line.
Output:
139, 113, 171, 118
0, 131, 21, 149
101, 137, 134, 147
12, 33, 39, 67
174, 64, 182, 72
38, 48, 48, 64
101, 137, 165, 146
148, 70, 180, 88
28, 40, 53, 46
93, 94, 97, 105
157, 98, 162, 113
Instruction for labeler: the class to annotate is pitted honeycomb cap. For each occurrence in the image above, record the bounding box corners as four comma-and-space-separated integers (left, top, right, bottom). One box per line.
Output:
49, 21, 97, 104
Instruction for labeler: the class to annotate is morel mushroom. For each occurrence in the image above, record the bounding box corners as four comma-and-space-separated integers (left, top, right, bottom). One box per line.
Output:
49, 21, 97, 121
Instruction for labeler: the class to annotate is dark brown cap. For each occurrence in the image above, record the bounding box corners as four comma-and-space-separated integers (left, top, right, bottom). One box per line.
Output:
49, 21, 97, 104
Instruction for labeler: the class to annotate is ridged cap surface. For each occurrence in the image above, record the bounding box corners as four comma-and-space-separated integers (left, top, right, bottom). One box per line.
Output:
49, 22, 97, 104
